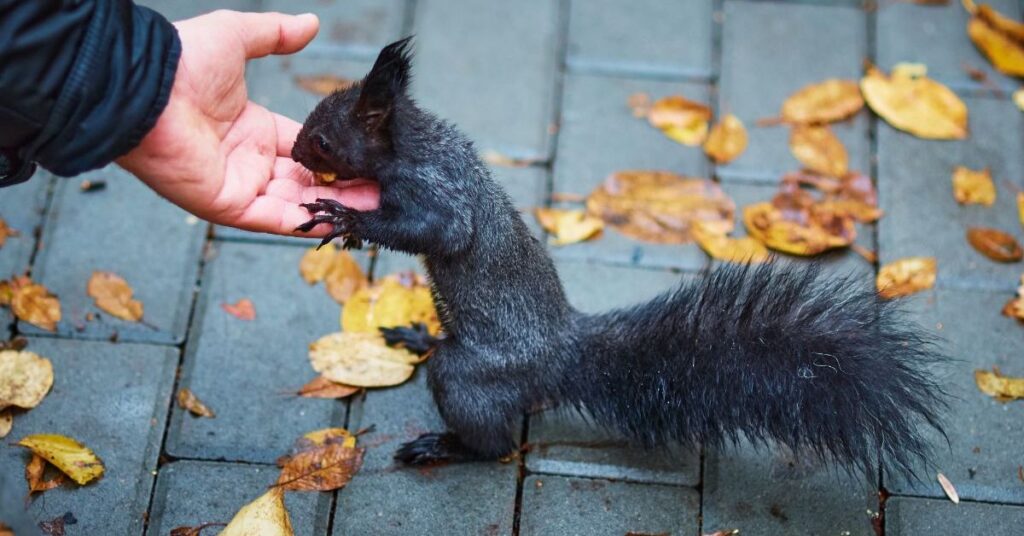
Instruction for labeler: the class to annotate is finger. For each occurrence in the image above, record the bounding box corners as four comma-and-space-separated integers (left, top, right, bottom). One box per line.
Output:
230, 11, 320, 60
274, 114, 304, 157
235, 196, 336, 236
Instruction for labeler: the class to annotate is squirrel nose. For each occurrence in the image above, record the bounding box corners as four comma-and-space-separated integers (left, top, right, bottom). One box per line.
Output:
312, 132, 332, 159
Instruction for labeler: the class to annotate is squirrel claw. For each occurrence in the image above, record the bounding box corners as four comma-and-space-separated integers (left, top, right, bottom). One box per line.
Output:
296, 198, 362, 249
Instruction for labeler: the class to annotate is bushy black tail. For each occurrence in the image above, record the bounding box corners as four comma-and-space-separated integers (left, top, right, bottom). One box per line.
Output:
573, 263, 947, 478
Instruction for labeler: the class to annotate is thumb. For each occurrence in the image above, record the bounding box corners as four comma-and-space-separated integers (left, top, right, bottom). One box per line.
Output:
230, 11, 320, 59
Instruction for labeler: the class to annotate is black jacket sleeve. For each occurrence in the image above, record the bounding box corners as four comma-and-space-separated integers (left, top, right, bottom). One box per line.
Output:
0, 0, 180, 185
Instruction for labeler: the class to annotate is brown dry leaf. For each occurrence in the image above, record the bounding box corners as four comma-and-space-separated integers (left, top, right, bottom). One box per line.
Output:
534, 208, 604, 246
789, 125, 849, 177
0, 409, 11, 438
279, 427, 357, 465
742, 201, 855, 256
220, 488, 293, 536
0, 350, 53, 411
11, 280, 61, 331
309, 332, 420, 388
806, 172, 883, 223
703, 114, 748, 164
647, 95, 712, 146
585, 171, 735, 244
1015, 88, 1024, 111
87, 271, 143, 322
276, 442, 363, 491
17, 434, 104, 485
964, 2, 1024, 77
295, 74, 354, 96
169, 522, 226, 536
25, 453, 65, 494
952, 166, 996, 206
966, 227, 1023, 262
37, 512, 77, 536
692, 222, 770, 264
221, 298, 256, 321
937, 472, 960, 503
975, 367, 1024, 401
1002, 274, 1024, 322
177, 388, 215, 418
341, 274, 440, 336
876, 257, 937, 299
627, 92, 652, 117
0, 217, 20, 248
860, 64, 968, 140
780, 79, 864, 124
297, 376, 359, 399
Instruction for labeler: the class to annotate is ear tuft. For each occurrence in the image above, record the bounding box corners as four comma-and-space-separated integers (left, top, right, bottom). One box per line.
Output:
355, 36, 414, 127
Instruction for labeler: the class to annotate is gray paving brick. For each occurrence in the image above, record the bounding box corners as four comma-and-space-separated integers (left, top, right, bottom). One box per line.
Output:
703, 438, 877, 536
0, 338, 176, 535
24, 166, 206, 344
886, 496, 1024, 535
555, 259, 689, 314
334, 462, 517, 536
876, 0, 1022, 94
491, 165, 550, 240
265, 0, 408, 59
412, 0, 560, 160
166, 241, 354, 463
886, 288, 1024, 504
520, 475, 700, 536
877, 96, 1024, 293
551, 74, 711, 270
138, 0, 258, 22
148, 460, 330, 535
567, 0, 713, 79
717, 0, 869, 184
0, 171, 51, 328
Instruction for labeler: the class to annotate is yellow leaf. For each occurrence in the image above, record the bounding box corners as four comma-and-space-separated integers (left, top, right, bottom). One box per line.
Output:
1018, 192, 1024, 226
87, 271, 143, 322
0, 350, 53, 410
220, 488, 293, 536
300, 244, 340, 284
951, 166, 996, 206
11, 281, 61, 331
692, 223, 770, 264
647, 95, 712, 146
966, 3, 1024, 77
17, 433, 104, 485
585, 171, 735, 244
341, 275, 440, 336
789, 125, 849, 177
276, 442, 363, 492
780, 79, 864, 124
860, 65, 968, 140
297, 376, 359, 399
309, 332, 420, 387
534, 208, 604, 246
295, 74, 354, 96
176, 388, 215, 418
299, 245, 368, 304
0, 409, 11, 439
0, 217, 20, 248
742, 202, 855, 256
1015, 89, 1024, 112
975, 367, 1024, 401
876, 257, 937, 299
937, 472, 960, 504
703, 114, 748, 164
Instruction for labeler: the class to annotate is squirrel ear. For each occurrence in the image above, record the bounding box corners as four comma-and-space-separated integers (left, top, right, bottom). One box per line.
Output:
355, 36, 413, 130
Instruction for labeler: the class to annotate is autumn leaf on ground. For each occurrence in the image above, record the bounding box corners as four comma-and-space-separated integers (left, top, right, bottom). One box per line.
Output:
789, 124, 849, 177
585, 171, 735, 244
177, 388, 215, 418
780, 79, 864, 124
963, 1, 1024, 77
0, 522, 12, 536
703, 114, 748, 164
742, 193, 856, 256
169, 522, 226, 536
1003, 274, 1024, 322
278, 427, 356, 466
952, 166, 996, 205
1018, 192, 1024, 226
534, 208, 604, 246
276, 441, 363, 491
481, 150, 543, 168
702, 531, 740, 536
861, 64, 968, 139
646, 95, 712, 146
627, 92, 652, 117
297, 376, 359, 399
10, 279, 60, 331
299, 245, 368, 304
0, 217, 20, 248
692, 222, 770, 264
1015, 89, 1024, 111
803, 171, 883, 223
295, 74, 354, 96
309, 332, 420, 388
25, 453, 65, 494
87, 271, 143, 322
0, 350, 53, 411
37, 512, 77, 536
877, 257, 937, 299
341, 274, 440, 336
17, 434, 103, 485
220, 488, 293, 536
937, 472, 960, 503
975, 367, 1024, 401
0, 409, 12, 439
966, 227, 1022, 262
221, 298, 256, 321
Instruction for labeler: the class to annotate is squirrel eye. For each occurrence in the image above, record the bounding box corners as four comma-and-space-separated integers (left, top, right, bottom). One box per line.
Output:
313, 133, 332, 156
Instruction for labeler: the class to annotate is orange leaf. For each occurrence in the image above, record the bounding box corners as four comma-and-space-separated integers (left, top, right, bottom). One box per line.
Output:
177, 388, 215, 418
742, 201, 855, 256
876, 257, 937, 299
87, 271, 143, 322
780, 79, 864, 124
297, 376, 359, 399
11, 280, 61, 331
0, 217, 20, 248
221, 298, 256, 321
25, 453, 65, 494
966, 227, 1022, 262
789, 125, 849, 177
703, 114, 748, 164
275, 442, 363, 492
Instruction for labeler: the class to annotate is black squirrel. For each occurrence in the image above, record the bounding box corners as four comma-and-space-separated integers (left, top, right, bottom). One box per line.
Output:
292, 38, 947, 478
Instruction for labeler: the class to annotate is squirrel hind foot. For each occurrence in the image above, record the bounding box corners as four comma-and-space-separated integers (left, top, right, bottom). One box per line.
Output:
394, 432, 481, 465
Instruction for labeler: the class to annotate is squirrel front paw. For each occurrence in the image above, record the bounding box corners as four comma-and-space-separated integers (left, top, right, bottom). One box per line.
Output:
295, 198, 363, 250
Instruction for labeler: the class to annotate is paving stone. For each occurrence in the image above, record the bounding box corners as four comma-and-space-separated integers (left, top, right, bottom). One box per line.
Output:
876, 0, 1022, 94
0, 338, 176, 535
520, 475, 700, 536
555, 258, 690, 314
877, 96, 1024, 293
886, 288, 1024, 504
566, 0, 713, 79
551, 74, 711, 270
703, 438, 877, 536
491, 165, 550, 240
717, 0, 869, 184
334, 462, 517, 536
0, 171, 51, 328
265, 0, 409, 59
412, 0, 560, 160
24, 166, 206, 344
166, 241, 356, 463
148, 460, 330, 535
886, 496, 1024, 535
138, 0, 259, 21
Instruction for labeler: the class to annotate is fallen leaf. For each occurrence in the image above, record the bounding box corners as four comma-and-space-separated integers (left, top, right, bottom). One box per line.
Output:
481, 150, 542, 168
299, 245, 368, 304
0, 350, 53, 411
534, 208, 604, 245
966, 227, 1022, 262
585, 171, 735, 243
297, 376, 359, 399
627, 92, 652, 117
937, 472, 960, 503
37, 512, 77, 536
952, 166, 996, 206
808, 172, 883, 223
1019, 192, 1024, 226
876, 257, 937, 299
87, 271, 143, 322
692, 222, 771, 264
789, 124, 849, 177
0, 409, 12, 439
169, 522, 226, 536
299, 244, 339, 284
1003, 274, 1024, 322
702, 531, 740, 536
0, 522, 12, 536
743, 201, 855, 256
975, 367, 1024, 401
17, 434, 104, 485
780, 79, 864, 124
220, 489, 293, 536
11, 280, 61, 331
861, 64, 968, 139
221, 298, 256, 321
310, 332, 420, 387
278, 427, 357, 466
25, 453, 65, 494
0, 217, 20, 248
295, 74, 354, 96
647, 95, 712, 146
1015, 88, 1024, 111
341, 274, 440, 336
965, 2, 1024, 77
177, 388, 215, 418
276, 441, 363, 491
703, 114, 748, 164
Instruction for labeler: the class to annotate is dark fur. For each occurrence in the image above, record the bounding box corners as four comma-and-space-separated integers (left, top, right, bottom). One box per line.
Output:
293, 39, 948, 479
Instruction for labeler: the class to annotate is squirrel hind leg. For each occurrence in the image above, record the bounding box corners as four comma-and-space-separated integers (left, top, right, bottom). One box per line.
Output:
394, 433, 482, 465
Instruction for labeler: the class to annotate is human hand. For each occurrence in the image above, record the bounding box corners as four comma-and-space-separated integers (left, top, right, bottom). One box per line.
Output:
117, 10, 380, 236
